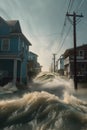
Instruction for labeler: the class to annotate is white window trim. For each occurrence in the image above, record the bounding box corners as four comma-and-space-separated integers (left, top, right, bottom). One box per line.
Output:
1, 39, 10, 51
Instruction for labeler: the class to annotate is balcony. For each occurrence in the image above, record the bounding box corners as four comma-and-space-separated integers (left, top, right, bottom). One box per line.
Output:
0, 51, 23, 60
70, 56, 84, 60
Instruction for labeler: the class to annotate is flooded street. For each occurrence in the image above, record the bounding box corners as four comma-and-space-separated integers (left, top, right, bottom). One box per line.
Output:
0, 0, 87, 130
0, 72, 87, 130
74, 87, 87, 102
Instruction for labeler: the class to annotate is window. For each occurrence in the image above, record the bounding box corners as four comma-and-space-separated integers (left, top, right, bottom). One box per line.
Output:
18, 37, 25, 51
79, 50, 84, 56
1, 39, 10, 51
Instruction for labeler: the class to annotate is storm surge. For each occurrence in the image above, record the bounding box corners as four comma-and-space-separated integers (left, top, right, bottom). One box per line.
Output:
0, 72, 87, 130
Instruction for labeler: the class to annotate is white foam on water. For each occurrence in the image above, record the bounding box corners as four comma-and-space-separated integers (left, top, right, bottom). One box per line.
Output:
0, 82, 18, 94
0, 72, 87, 130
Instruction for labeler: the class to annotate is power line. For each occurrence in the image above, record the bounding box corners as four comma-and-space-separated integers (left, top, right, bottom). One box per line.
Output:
55, 0, 74, 57
75, 0, 85, 13
52, 16, 67, 56
59, 0, 73, 37
61, 0, 73, 36
67, 16, 73, 25
76, 17, 82, 24
68, 0, 74, 13
56, 0, 85, 58
57, 25, 72, 56
30, 32, 61, 38
61, 16, 67, 36
56, 0, 85, 56
67, 0, 72, 12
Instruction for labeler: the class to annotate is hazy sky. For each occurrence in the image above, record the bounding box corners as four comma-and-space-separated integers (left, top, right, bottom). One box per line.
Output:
0, 0, 87, 71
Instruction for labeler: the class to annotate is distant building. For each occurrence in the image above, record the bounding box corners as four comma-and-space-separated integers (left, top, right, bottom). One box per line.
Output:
50, 62, 54, 72
27, 51, 42, 80
56, 55, 64, 75
0, 17, 31, 86
63, 44, 87, 81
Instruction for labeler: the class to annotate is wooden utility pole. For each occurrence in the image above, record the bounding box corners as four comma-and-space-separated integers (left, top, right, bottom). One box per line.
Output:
66, 12, 83, 90
53, 54, 56, 72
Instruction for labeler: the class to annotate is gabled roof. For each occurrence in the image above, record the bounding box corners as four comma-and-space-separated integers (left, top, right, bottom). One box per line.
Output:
0, 16, 22, 33
0, 16, 32, 45
63, 44, 87, 58
7, 20, 22, 33
6, 20, 18, 26
0, 16, 7, 24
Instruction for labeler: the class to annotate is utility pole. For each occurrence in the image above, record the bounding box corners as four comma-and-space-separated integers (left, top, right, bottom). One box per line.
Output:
53, 54, 56, 72
66, 12, 83, 90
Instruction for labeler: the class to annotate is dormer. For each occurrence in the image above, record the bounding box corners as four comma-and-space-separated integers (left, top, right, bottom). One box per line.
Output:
7, 20, 22, 33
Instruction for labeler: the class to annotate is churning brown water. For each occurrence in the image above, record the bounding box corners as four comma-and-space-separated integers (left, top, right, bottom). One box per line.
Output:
0, 72, 87, 130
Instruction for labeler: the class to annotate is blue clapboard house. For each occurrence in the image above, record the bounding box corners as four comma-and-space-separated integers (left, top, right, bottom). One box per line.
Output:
0, 17, 31, 86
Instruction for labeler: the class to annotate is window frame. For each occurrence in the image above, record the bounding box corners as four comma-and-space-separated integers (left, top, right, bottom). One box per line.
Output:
79, 50, 84, 57
1, 39, 10, 51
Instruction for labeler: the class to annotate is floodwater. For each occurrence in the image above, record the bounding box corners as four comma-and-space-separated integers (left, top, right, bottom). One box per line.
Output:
0, 72, 87, 130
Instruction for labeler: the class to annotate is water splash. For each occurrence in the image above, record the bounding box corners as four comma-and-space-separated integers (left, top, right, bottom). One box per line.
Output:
0, 91, 87, 130
31, 72, 74, 99
0, 72, 87, 130
0, 82, 18, 94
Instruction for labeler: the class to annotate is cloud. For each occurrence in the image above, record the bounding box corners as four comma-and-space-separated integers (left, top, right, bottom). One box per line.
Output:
0, 0, 87, 71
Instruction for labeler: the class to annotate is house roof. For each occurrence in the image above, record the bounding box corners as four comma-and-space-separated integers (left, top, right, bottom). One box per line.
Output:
6, 20, 18, 26
7, 19, 32, 45
21, 33, 32, 46
8, 20, 22, 33
0, 16, 32, 46
29, 51, 38, 57
63, 44, 87, 57
0, 16, 22, 33
0, 16, 7, 24
0, 16, 20, 27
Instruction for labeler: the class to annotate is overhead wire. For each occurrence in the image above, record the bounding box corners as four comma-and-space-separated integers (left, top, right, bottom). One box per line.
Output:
76, 17, 82, 24
67, 0, 72, 12
57, 25, 72, 56
67, 16, 73, 25
30, 32, 61, 38
61, 0, 73, 36
56, 0, 86, 57
61, 17, 67, 36
75, 0, 85, 13
68, 0, 74, 13
56, 0, 74, 56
